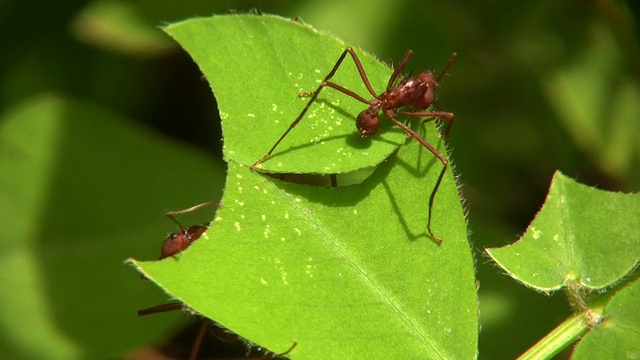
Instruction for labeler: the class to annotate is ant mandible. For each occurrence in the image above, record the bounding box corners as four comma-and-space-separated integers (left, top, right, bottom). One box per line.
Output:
250, 48, 457, 243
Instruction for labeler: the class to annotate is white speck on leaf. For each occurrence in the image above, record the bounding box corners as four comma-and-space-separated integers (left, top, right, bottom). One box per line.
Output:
248, 113, 256, 118
234, 222, 241, 231
294, 228, 302, 235
532, 227, 541, 239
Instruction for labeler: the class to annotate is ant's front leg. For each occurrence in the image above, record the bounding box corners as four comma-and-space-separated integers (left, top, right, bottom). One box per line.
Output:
397, 110, 455, 138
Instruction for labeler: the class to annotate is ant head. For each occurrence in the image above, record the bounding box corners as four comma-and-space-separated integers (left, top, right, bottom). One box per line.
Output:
159, 224, 208, 259
414, 53, 456, 111
160, 230, 188, 259
413, 70, 437, 111
356, 106, 380, 137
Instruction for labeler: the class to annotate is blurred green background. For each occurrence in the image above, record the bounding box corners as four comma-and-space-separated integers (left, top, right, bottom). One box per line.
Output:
0, 0, 638, 359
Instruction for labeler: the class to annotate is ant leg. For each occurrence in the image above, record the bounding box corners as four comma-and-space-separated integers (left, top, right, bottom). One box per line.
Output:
270, 341, 298, 358
384, 110, 447, 244
250, 82, 368, 169
430, 102, 455, 138
137, 303, 184, 316
189, 321, 209, 360
339, 48, 379, 98
396, 110, 454, 121
252, 47, 379, 169
397, 110, 455, 138
387, 50, 414, 91
440, 116, 455, 138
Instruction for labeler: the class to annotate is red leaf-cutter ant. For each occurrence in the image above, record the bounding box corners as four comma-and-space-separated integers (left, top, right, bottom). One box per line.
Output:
251, 48, 456, 243
158, 202, 218, 259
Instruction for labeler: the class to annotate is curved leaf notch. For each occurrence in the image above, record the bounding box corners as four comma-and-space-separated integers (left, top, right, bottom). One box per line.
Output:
487, 171, 640, 292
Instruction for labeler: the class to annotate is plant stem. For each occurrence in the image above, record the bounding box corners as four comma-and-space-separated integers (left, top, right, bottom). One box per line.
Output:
517, 313, 591, 360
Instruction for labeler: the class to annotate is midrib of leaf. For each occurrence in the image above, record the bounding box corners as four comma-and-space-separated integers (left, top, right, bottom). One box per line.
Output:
263, 158, 444, 357
558, 179, 579, 285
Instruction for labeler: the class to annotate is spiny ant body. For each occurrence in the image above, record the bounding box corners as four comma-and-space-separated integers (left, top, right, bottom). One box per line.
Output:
251, 48, 456, 243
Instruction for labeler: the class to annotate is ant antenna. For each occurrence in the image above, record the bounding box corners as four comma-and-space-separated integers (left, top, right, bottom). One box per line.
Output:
165, 201, 219, 229
437, 53, 457, 83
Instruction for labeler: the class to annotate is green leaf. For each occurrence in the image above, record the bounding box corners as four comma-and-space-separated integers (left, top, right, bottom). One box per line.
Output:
486, 171, 640, 292
164, 14, 413, 174
131, 137, 476, 359
572, 277, 640, 359
70, 0, 174, 57
0, 95, 225, 359
544, 22, 640, 178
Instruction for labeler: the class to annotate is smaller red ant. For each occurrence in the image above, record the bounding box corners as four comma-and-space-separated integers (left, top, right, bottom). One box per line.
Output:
159, 202, 218, 259
251, 48, 456, 243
